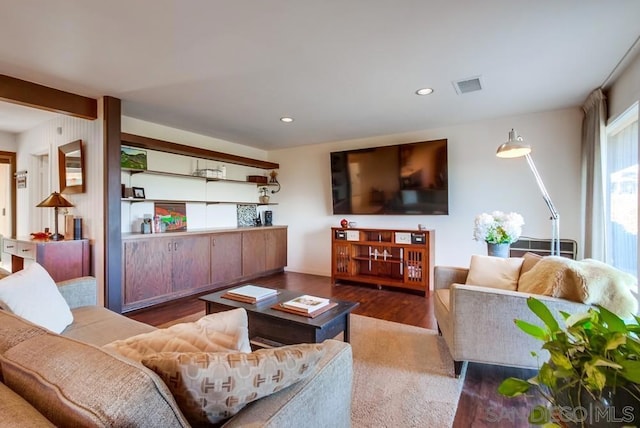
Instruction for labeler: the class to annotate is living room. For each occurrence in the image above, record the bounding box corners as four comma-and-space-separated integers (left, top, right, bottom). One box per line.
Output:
0, 2, 639, 427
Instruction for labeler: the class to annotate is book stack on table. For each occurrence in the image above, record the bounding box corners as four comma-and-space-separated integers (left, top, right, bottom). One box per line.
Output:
275, 295, 337, 318
222, 285, 278, 304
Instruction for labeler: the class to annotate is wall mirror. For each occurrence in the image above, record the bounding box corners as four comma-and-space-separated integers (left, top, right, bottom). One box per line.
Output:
58, 139, 85, 194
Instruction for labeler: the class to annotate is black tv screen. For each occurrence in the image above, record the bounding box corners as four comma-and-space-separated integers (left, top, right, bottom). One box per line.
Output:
330, 139, 448, 215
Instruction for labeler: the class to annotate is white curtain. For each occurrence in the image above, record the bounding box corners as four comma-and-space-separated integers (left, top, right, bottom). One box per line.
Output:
605, 106, 638, 275
581, 89, 607, 260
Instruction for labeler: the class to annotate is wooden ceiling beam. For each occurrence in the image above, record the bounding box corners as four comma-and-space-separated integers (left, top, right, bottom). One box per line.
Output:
0, 74, 97, 120
121, 132, 279, 170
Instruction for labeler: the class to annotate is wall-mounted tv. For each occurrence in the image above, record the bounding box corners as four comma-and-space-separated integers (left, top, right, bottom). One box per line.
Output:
330, 139, 448, 215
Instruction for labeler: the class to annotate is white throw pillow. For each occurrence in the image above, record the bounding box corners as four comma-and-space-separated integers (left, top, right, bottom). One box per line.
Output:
466, 255, 524, 291
0, 263, 73, 333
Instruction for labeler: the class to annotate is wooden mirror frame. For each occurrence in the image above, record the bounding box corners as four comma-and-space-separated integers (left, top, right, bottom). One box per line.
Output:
58, 139, 85, 194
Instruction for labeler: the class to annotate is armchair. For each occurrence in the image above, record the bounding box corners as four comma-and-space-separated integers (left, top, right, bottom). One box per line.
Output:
433, 265, 590, 377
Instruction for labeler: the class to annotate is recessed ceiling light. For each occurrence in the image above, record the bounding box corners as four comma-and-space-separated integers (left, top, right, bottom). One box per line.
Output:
415, 88, 434, 96
280, 117, 294, 123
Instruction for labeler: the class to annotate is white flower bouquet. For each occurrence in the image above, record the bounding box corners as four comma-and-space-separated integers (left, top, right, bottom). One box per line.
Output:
473, 211, 524, 244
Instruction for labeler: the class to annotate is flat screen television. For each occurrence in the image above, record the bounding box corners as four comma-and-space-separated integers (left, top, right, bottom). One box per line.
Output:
330, 139, 448, 215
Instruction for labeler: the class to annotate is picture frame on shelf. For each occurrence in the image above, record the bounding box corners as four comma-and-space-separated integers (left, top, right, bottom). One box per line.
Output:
121, 146, 148, 170
154, 202, 187, 232
132, 187, 146, 199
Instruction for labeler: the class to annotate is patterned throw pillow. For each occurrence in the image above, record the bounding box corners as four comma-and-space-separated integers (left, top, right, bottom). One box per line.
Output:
104, 309, 251, 361
142, 343, 326, 426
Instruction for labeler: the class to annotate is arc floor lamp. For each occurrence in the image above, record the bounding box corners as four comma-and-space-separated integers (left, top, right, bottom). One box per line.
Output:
496, 129, 560, 256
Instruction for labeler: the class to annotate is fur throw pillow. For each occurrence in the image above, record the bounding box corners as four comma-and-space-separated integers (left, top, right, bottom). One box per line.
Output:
518, 256, 638, 317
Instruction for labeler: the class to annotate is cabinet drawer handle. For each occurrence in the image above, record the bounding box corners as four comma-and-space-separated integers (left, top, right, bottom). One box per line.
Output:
21, 249, 30, 252
6, 245, 14, 249
168, 243, 172, 252
174, 242, 178, 251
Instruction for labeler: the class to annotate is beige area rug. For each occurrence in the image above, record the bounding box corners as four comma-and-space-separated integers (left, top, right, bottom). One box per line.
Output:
349, 315, 465, 427
159, 312, 465, 427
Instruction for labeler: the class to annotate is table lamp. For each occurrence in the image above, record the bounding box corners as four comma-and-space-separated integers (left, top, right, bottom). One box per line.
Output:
496, 129, 560, 256
36, 192, 74, 241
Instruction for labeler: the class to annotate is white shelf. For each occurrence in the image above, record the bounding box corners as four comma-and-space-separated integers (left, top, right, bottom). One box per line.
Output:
121, 198, 277, 206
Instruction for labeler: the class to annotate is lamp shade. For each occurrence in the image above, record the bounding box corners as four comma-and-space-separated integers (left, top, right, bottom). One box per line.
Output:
496, 129, 532, 158
36, 192, 74, 208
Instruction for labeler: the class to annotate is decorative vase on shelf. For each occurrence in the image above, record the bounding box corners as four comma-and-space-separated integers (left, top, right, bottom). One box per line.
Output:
487, 243, 510, 258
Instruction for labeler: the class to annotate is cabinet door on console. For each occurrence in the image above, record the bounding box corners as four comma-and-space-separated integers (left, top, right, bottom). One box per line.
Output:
265, 228, 287, 271
404, 248, 428, 290
172, 235, 211, 292
123, 238, 172, 305
332, 241, 351, 279
211, 232, 242, 285
242, 230, 266, 277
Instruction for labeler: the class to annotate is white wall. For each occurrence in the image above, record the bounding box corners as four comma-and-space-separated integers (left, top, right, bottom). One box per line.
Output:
15, 111, 104, 299
608, 51, 640, 122
269, 107, 583, 276
0, 131, 17, 151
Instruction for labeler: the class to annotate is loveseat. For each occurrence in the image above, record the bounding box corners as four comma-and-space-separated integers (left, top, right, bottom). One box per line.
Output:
0, 275, 353, 427
434, 253, 638, 377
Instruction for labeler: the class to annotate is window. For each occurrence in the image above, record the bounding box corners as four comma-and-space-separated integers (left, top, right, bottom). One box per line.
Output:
605, 103, 638, 277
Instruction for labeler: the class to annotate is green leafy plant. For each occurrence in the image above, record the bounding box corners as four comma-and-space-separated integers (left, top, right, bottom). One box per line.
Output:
498, 297, 640, 427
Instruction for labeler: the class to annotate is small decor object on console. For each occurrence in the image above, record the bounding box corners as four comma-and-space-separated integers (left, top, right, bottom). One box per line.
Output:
473, 211, 524, 258
340, 218, 348, 228
259, 187, 270, 204
237, 204, 258, 227
132, 187, 145, 199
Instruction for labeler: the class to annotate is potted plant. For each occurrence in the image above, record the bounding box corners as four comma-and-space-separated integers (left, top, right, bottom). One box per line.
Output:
498, 297, 640, 427
259, 186, 270, 204
473, 211, 524, 257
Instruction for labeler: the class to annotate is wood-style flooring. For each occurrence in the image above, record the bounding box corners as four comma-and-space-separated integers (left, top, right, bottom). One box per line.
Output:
128, 271, 543, 427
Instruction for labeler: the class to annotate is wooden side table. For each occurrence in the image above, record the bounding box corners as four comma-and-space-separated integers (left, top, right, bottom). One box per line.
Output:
2, 238, 90, 282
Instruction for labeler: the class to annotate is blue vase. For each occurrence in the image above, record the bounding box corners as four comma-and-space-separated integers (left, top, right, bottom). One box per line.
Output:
487, 243, 510, 258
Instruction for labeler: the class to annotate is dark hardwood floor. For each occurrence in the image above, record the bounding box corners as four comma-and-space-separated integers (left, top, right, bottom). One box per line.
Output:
128, 271, 543, 427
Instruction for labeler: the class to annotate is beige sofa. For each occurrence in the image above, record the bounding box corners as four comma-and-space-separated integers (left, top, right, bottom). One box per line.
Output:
0, 277, 353, 427
433, 265, 590, 376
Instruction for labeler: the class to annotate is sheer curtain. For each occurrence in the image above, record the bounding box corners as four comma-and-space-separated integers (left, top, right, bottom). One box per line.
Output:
581, 89, 607, 260
605, 105, 638, 275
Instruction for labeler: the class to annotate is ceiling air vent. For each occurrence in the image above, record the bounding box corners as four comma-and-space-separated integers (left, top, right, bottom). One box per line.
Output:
452, 76, 483, 95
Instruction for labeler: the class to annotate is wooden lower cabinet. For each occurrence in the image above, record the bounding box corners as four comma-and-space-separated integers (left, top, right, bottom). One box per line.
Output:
265, 228, 287, 271
242, 230, 266, 277
171, 236, 211, 292
242, 228, 288, 277
124, 235, 210, 309
211, 232, 242, 284
123, 238, 173, 305
122, 227, 287, 312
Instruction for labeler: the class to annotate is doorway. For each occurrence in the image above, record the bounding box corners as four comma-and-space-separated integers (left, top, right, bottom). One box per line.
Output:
0, 151, 16, 271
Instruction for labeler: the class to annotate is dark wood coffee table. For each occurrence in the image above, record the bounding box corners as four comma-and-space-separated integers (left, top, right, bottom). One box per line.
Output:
200, 288, 359, 347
